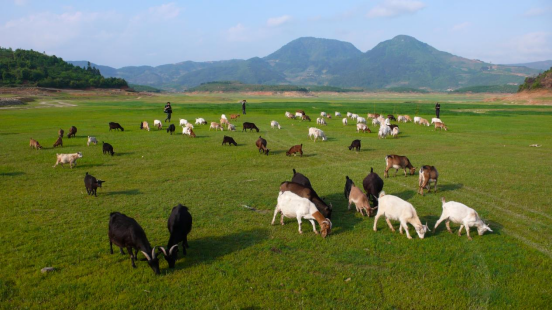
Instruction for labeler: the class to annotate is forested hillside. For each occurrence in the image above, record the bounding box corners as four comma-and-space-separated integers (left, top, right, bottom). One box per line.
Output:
518, 67, 552, 91
0, 47, 128, 89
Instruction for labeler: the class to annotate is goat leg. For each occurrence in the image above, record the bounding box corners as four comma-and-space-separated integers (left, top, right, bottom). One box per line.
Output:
446, 221, 453, 234
386, 218, 395, 232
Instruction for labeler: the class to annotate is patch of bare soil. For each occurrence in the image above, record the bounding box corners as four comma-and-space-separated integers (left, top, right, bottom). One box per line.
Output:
485, 89, 552, 105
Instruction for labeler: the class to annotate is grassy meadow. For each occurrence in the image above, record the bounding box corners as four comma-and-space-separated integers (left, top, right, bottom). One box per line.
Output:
0, 91, 551, 309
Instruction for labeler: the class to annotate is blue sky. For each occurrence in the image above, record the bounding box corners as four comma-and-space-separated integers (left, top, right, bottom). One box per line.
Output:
1, 0, 551, 68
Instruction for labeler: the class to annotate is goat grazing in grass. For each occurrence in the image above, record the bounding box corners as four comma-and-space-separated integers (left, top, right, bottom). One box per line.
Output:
159, 204, 192, 268
84, 172, 105, 196
434, 198, 492, 240
373, 191, 429, 239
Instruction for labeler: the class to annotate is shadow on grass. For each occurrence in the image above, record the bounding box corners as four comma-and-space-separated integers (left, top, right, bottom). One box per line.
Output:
321, 192, 365, 236
393, 189, 416, 201
76, 163, 114, 168
105, 189, 141, 196
169, 228, 269, 272
0, 171, 24, 176
0, 132, 18, 135
117, 152, 135, 156
438, 183, 463, 192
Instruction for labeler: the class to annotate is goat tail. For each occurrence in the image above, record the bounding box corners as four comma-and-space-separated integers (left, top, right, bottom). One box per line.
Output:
441, 197, 446, 205
379, 191, 386, 198
370, 167, 374, 173
293, 168, 296, 175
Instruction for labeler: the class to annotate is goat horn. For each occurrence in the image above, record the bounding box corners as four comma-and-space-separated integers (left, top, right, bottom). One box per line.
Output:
152, 247, 157, 259
159, 247, 167, 257
140, 251, 151, 261
169, 244, 179, 254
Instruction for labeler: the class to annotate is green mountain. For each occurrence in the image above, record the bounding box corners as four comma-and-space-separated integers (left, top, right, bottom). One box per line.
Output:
328, 35, 539, 90
506, 60, 552, 71
1, 48, 128, 89
67, 35, 542, 91
518, 66, 552, 91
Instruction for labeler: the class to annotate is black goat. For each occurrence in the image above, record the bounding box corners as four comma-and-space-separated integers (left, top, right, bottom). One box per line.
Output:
108, 212, 160, 275
159, 204, 192, 268
222, 136, 237, 146
167, 124, 175, 135
362, 167, 384, 208
348, 139, 361, 151
84, 172, 105, 196
67, 126, 77, 138
280, 181, 332, 219
103, 142, 114, 156
242, 122, 259, 132
109, 122, 124, 131
344, 176, 355, 200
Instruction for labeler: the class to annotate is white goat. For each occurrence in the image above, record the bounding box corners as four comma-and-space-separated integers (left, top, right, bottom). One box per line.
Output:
271, 120, 281, 129
356, 117, 367, 124
373, 191, 429, 239
413, 116, 421, 124
153, 120, 162, 130
221, 114, 227, 120
316, 118, 327, 126
431, 118, 442, 124
185, 123, 194, 129
378, 125, 391, 139
285, 111, 295, 119
346, 112, 352, 118
372, 118, 380, 126
53, 152, 83, 169
377, 116, 386, 125
209, 122, 223, 131
308, 127, 326, 142
227, 123, 236, 131
357, 123, 370, 133
179, 119, 188, 126
87, 136, 98, 146
342, 118, 348, 126
350, 113, 359, 120
434, 198, 492, 240
335, 112, 341, 117
397, 115, 406, 123
195, 118, 207, 125
295, 112, 304, 118
271, 191, 332, 237
392, 126, 400, 138
320, 112, 327, 117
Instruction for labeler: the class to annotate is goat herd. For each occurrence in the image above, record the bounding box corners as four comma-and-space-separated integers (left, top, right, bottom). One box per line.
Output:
28, 107, 490, 275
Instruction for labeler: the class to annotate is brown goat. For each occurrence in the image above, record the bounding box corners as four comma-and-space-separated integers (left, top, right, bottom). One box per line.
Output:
58, 128, 64, 137
53, 136, 63, 148
385, 155, 416, 178
67, 126, 77, 138
30, 138, 42, 150
280, 181, 332, 219
286, 144, 303, 157
230, 114, 240, 120
434, 122, 448, 131
255, 136, 269, 155
302, 115, 311, 122
418, 165, 439, 195
348, 185, 376, 216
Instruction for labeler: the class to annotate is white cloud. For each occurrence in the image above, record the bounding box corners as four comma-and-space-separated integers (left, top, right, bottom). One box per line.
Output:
266, 15, 292, 27
147, 2, 181, 20
226, 23, 251, 42
523, 7, 551, 17
367, 0, 426, 18
510, 32, 551, 55
14, 0, 27, 6
452, 22, 470, 31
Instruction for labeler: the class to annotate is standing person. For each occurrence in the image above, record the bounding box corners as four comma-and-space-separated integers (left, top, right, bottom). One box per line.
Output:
435, 102, 441, 118
164, 102, 173, 123
241, 100, 246, 115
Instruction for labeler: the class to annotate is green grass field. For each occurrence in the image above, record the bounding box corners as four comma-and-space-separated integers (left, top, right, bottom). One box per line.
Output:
1, 92, 551, 309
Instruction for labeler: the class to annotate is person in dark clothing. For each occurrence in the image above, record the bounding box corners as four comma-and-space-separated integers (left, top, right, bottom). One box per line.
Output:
435, 102, 441, 118
164, 102, 173, 122
241, 100, 246, 115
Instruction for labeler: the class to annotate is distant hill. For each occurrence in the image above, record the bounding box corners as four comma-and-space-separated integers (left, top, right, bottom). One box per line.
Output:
451, 85, 519, 93
505, 60, 552, 71
68, 35, 543, 91
518, 67, 552, 91
1, 48, 127, 89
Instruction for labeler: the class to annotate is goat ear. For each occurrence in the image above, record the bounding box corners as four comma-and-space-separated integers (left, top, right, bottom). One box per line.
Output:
159, 247, 168, 257
140, 251, 151, 261
169, 244, 179, 255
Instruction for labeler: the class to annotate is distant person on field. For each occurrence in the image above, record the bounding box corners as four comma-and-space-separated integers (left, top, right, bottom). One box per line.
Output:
241, 100, 246, 115
435, 102, 441, 118
164, 102, 173, 122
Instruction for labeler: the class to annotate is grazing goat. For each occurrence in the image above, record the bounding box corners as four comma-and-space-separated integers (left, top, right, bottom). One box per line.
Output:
109, 122, 124, 131
103, 142, 115, 156
344, 175, 355, 201
434, 122, 448, 131
53, 136, 63, 148
242, 122, 259, 132
195, 118, 207, 125
154, 120, 162, 130
367, 113, 380, 119
392, 126, 400, 138
58, 128, 64, 137
419, 118, 430, 126
182, 126, 196, 138
320, 112, 327, 117
167, 124, 176, 135
280, 181, 332, 219
373, 192, 429, 239
185, 123, 194, 129
342, 118, 348, 126
356, 117, 367, 124
377, 116, 386, 125
179, 119, 188, 126
53, 152, 82, 168
271, 120, 281, 129
316, 117, 327, 125
350, 113, 359, 120
327, 114, 331, 119
209, 122, 223, 131
385, 155, 416, 178
291, 168, 313, 190
308, 127, 326, 142
286, 144, 303, 157
84, 172, 105, 197
296, 110, 305, 116
434, 198, 492, 240
87, 136, 98, 146
302, 115, 311, 122
349, 185, 375, 216
387, 115, 397, 121
285, 112, 295, 119
413, 116, 421, 124
222, 136, 237, 146
431, 118, 442, 124
230, 114, 240, 120
378, 125, 391, 139
397, 115, 406, 123
140, 121, 150, 131
272, 191, 332, 238
357, 123, 370, 133
346, 112, 352, 118
30, 138, 42, 150
348, 139, 361, 151
256, 136, 269, 155
220, 118, 230, 126
418, 165, 438, 195
221, 114, 228, 120
403, 115, 412, 122
335, 112, 341, 117
372, 118, 380, 126
160, 204, 192, 268
363, 167, 384, 208
108, 212, 160, 275
227, 123, 236, 131
67, 126, 77, 138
